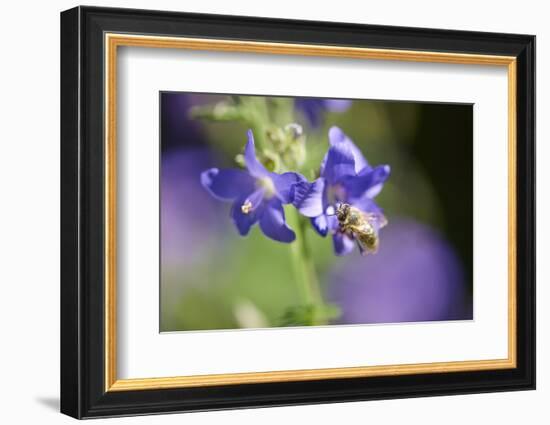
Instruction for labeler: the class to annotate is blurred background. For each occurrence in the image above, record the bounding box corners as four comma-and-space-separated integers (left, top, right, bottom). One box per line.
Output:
160, 92, 473, 332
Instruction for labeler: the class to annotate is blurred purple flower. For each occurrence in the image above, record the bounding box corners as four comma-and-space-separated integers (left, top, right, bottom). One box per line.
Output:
295, 98, 352, 127
162, 148, 220, 265
328, 218, 472, 323
292, 126, 390, 255
161, 93, 206, 152
201, 130, 305, 243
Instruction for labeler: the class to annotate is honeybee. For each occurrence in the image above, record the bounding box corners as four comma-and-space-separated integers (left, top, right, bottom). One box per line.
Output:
335, 203, 387, 255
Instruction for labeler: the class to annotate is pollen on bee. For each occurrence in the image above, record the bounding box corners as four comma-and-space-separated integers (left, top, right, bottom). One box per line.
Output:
241, 200, 253, 214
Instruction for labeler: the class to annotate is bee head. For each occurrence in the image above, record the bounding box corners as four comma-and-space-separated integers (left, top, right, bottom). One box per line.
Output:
335, 203, 350, 221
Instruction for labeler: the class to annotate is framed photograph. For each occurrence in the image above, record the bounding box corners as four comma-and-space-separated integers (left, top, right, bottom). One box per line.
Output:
60, 6, 535, 419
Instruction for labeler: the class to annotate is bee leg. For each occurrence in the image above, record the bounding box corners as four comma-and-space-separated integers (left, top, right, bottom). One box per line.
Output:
356, 240, 366, 256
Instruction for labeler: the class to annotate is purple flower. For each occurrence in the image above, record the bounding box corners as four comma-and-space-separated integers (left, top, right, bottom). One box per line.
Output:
201, 130, 304, 243
295, 98, 352, 127
292, 126, 390, 255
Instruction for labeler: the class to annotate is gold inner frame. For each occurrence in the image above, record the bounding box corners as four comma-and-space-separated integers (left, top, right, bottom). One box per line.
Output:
104, 33, 517, 392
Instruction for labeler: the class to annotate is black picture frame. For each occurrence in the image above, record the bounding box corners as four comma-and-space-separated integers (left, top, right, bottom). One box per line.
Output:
61, 5, 535, 419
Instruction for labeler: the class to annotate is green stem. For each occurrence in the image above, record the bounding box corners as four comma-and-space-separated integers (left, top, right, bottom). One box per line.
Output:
287, 208, 327, 325
211, 97, 329, 325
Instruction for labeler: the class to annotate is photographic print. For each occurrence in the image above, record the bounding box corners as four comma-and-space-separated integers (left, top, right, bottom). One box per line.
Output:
160, 92, 474, 332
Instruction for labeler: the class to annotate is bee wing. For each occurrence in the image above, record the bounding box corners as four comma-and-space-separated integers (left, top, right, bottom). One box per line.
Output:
362, 211, 388, 230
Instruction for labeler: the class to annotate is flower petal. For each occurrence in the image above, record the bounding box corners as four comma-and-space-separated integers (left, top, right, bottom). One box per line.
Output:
311, 215, 328, 237
201, 168, 255, 201
231, 189, 265, 236
246, 188, 266, 209
296, 99, 352, 127
244, 130, 269, 178
271, 172, 306, 204
328, 126, 369, 173
350, 196, 383, 214
365, 183, 384, 198
343, 164, 391, 199
326, 214, 340, 232
259, 199, 296, 243
295, 98, 324, 127
333, 232, 356, 256
291, 178, 326, 217
324, 99, 352, 112
321, 144, 356, 184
